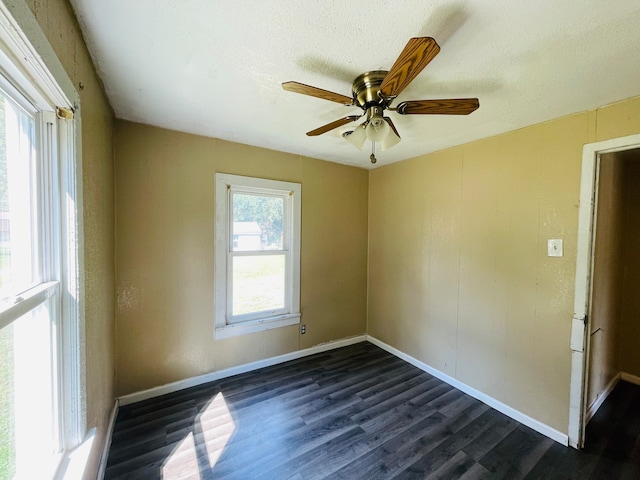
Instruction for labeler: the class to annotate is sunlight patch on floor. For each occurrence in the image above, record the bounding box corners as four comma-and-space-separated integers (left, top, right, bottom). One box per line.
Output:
199, 392, 236, 467
161, 432, 200, 480
161, 392, 236, 479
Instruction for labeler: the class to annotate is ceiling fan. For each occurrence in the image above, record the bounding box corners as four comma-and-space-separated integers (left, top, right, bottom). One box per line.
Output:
282, 37, 479, 164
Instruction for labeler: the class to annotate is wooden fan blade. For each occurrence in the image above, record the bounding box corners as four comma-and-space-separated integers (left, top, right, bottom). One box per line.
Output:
282, 81, 353, 105
306, 115, 361, 136
384, 117, 401, 139
396, 98, 479, 115
379, 37, 440, 99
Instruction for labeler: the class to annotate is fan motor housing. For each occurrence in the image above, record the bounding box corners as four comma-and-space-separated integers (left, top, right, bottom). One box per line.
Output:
352, 70, 389, 109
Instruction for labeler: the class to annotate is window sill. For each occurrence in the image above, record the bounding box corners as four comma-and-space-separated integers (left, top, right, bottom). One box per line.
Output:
215, 313, 300, 340
54, 428, 95, 480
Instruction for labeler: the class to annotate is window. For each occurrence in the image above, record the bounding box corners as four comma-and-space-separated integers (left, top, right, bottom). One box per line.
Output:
0, 3, 82, 478
215, 174, 301, 339
0, 85, 62, 479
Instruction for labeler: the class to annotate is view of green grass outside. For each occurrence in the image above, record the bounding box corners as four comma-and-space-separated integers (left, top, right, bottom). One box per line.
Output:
232, 255, 285, 315
0, 325, 15, 480
0, 94, 15, 479
0, 247, 10, 296
0, 243, 14, 479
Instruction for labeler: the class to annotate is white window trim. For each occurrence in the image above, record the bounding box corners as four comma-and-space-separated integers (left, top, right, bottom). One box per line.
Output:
0, 281, 59, 330
215, 173, 301, 339
0, 0, 86, 475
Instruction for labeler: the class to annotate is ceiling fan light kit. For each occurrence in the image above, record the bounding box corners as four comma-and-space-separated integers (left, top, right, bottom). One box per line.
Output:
342, 125, 366, 150
282, 37, 479, 165
365, 105, 388, 137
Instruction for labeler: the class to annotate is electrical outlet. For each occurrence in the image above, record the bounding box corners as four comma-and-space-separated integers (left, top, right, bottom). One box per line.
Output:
300, 324, 306, 334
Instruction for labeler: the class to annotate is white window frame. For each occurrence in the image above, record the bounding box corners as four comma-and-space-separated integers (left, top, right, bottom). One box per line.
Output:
0, 1, 85, 477
215, 173, 301, 339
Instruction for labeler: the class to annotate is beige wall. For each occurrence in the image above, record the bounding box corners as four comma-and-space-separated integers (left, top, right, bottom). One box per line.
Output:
114, 121, 368, 396
587, 153, 625, 408
619, 153, 640, 377
22, 0, 116, 478
15, 0, 640, 468
368, 95, 640, 434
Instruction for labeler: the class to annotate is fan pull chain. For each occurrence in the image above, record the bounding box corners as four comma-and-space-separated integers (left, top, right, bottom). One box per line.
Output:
370, 142, 377, 164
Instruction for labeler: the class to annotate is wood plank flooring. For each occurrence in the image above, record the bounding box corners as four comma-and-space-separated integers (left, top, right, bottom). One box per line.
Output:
105, 342, 640, 479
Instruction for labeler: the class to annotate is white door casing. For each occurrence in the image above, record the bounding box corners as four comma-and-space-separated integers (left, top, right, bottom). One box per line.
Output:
568, 133, 640, 448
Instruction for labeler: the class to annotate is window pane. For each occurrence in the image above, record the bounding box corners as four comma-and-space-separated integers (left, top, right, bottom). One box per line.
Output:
0, 321, 15, 479
232, 193, 283, 251
232, 255, 285, 316
0, 93, 35, 301
0, 299, 57, 479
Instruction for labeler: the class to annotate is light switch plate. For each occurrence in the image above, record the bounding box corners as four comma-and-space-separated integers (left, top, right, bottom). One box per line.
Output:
548, 239, 563, 257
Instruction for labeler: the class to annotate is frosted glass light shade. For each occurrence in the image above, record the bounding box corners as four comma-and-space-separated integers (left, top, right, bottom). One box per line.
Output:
344, 124, 367, 150
381, 127, 401, 151
365, 115, 390, 142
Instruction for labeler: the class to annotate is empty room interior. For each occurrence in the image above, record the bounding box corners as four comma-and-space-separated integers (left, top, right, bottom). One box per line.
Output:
2, 0, 640, 479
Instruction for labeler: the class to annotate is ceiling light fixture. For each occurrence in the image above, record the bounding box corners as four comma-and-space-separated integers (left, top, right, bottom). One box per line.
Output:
283, 37, 480, 166
365, 106, 389, 142
343, 124, 366, 150
343, 106, 401, 164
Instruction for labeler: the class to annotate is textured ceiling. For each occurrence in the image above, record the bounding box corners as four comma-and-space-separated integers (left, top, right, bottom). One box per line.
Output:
69, 0, 640, 169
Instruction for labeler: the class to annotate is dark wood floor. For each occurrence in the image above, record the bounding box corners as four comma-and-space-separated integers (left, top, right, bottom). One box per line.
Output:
105, 342, 640, 479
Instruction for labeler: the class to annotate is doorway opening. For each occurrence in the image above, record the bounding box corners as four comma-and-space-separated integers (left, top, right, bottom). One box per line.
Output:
568, 133, 640, 448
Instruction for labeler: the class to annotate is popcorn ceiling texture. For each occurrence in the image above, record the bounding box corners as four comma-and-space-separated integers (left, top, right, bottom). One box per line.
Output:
69, 0, 640, 168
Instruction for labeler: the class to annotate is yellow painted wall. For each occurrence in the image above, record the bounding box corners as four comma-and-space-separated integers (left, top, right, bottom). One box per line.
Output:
18, 0, 640, 453
22, 0, 115, 477
114, 121, 368, 396
587, 153, 625, 409
13, 0, 640, 471
369, 95, 640, 433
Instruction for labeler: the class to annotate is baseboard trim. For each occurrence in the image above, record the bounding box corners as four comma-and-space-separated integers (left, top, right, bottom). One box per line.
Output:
620, 372, 640, 386
586, 373, 620, 424
366, 335, 569, 446
117, 333, 569, 446
118, 335, 367, 406
97, 399, 119, 480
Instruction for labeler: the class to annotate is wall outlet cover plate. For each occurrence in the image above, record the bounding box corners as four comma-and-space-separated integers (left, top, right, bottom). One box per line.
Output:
548, 239, 563, 257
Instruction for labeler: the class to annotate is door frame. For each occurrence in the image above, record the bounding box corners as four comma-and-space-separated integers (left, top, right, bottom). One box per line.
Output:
568, 133, 640, 448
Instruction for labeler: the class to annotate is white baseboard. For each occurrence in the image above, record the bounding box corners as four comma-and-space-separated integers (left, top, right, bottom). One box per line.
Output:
366, 335, 569, 446
97, 399, 119, 480
118, 335, 367, 406
117, 333, 569, 446
586, 373, 620, 423
620, 371, 640, 386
